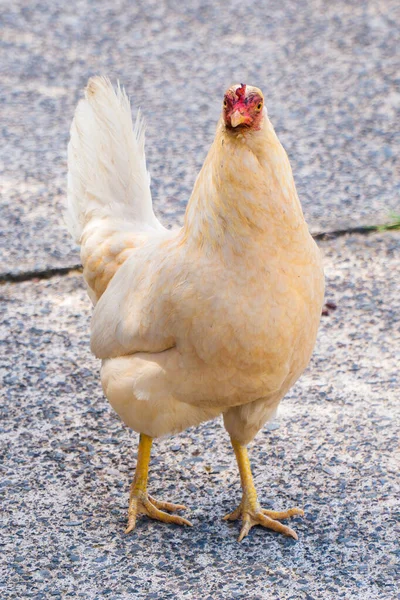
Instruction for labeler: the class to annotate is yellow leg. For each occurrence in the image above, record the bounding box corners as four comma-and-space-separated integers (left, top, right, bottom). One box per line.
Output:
125, 434, 192, 534
224, 438, 304, 542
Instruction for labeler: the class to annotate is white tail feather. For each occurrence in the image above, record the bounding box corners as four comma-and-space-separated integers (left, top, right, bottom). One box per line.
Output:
65, 76, 162, 243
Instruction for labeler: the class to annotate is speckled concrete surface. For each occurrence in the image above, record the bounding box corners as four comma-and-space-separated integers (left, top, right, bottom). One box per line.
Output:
1, 0, 399, 596
1, 232, 399, 599
1, 0, 399, 272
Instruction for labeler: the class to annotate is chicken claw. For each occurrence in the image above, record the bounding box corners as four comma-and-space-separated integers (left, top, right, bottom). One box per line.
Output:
224, 502, 303, 542
125, 492, 192, 534
125, 433, 192, 534
225, 437, 304, 542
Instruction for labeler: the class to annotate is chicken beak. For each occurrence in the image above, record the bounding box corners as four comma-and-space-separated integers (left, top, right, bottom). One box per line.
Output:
230, 110, 248, 128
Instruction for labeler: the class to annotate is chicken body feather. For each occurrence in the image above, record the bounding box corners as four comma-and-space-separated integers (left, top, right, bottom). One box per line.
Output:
66, 78, 324, 446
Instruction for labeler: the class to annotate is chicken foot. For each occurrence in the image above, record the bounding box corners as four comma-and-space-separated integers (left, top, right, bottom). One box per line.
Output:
224, 438, 304, 542
125, 434, 192, 533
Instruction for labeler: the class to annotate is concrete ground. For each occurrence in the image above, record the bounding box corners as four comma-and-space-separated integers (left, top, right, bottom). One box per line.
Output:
1, 1, 399, 599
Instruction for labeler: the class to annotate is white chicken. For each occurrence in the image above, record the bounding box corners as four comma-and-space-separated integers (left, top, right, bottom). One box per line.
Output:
66, 77, 324, 541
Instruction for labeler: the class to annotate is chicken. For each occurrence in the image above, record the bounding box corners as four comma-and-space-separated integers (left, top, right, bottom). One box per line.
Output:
65, 77, 324, 542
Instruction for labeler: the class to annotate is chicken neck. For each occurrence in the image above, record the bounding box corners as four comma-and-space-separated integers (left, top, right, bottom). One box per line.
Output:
182, 114, 307, 253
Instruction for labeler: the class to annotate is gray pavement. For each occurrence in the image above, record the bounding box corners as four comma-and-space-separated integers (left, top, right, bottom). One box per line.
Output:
1, 0, 399, 272
1, 0, 400, 599
1, 233, 399, 599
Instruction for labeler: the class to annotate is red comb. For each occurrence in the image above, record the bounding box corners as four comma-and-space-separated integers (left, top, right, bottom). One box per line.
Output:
236, 83, 246, 99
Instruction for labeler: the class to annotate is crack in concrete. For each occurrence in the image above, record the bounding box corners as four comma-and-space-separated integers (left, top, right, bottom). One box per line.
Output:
0, 264, 82, 284
0, 224, 397, 284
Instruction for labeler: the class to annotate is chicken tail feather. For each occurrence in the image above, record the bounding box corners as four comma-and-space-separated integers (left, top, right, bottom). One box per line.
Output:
65, 77, 165, 302
65, 76, 161, 242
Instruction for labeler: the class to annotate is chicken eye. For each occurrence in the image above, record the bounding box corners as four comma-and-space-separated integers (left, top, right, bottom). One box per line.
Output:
223, 100, 227, 108
256, 102, 263, 110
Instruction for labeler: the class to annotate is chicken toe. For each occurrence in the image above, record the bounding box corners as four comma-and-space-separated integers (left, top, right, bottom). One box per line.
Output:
224, 502, 303, 542
125, 492, 192, 534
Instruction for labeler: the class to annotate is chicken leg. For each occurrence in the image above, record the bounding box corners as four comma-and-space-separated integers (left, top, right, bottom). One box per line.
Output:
224, 438, 304, 542
125, 434, 192, 533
